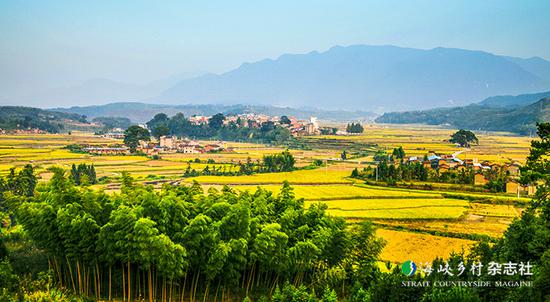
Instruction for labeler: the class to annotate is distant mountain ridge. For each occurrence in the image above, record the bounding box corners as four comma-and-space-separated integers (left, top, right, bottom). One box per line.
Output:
157, 45, 550, 111
54, 102, 376, 123
477, 90, 550, 107
375, 96, 550, 135
13, 72, 206, 108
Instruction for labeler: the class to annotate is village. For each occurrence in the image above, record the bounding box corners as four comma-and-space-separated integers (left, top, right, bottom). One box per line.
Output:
389, 151, 536, 196
83, 113, 322, 156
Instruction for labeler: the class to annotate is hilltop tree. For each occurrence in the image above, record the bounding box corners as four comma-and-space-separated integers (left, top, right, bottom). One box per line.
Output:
449, 129, 478, 147
124, 125, 150, 153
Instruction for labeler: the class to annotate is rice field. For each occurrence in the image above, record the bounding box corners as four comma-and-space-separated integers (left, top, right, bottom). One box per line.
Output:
374, 218, 512, 238
377, 229, 475, 263
305, 124, 531, 163
328, 205, 467, 219
186, 169, 353, 185
469, 203, 523, 218
233, 184, 440, 200
0, 128, 533, 264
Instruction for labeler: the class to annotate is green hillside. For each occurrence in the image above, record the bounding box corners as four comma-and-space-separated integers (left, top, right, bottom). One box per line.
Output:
0, 106, 89, 133
375, 98, 549, 135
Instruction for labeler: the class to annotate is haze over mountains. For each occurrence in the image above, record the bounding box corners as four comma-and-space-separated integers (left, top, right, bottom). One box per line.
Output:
159, 45, 550, 111
5, 45, 550, 112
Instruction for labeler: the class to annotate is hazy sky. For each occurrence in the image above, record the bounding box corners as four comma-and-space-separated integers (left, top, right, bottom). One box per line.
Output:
1, 0, 549, 99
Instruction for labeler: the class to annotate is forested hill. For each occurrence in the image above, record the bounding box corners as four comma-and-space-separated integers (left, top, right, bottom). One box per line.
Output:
54, 102, 376, 123
478, 90, 550, 108
0, 106, 89, 133
375, 98, 549, 135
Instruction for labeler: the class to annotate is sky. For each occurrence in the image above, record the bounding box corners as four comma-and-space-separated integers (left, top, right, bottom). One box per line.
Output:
1, 0, 549, 101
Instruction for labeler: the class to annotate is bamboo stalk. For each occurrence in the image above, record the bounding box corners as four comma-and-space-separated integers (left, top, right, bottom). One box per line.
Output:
128, 260, 131, 302
109, 266, 112, 302
122, 263, 126, 302
148, 268, 153, 302
66, 257, 76, 294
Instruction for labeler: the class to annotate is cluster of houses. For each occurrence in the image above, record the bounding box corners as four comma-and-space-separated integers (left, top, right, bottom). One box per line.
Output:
0, 128, 47, 135
189, 113, 320, 136
82, 136, 229, 156
100, 128, 125, 139
84, 146, 130, 155
403, 152, 535, 196
137, 136, 229, 156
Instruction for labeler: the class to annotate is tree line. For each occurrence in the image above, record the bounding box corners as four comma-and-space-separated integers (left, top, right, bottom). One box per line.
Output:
144, 113, 294, 144
70, 163, 97, 186
184, 151, 296, 178
345, 123, 364, 134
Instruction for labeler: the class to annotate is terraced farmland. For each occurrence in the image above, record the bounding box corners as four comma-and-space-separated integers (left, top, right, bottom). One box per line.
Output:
0, 129, 532, 265
187, 169, 352, 185
233, 184, 440, 200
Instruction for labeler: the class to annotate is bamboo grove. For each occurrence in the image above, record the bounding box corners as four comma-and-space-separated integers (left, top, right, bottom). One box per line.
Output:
13, 168, 384, 301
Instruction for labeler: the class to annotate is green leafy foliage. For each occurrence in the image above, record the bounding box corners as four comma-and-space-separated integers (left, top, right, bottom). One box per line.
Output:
450, 129, 479, 147
143, 112, 294, 145
346, 122, 364, 134
123, 125, 150, 152
376, 98, 550, 135
11, 166, 383, 301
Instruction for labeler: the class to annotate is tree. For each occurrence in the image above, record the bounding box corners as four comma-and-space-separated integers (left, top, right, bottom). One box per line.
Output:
392, 147, 405, 161
280, 115, 291, 125
208, 113, 226, 130
468, 122, 550, 301
341, 150, 348, 160
521, 122, 550, 211
261, 121, 276, 132
346, 123, 364, 134
124, 125, 150, 153
146, 113, 169, 131
449, 129, 478, 147
151, 125, 169, 140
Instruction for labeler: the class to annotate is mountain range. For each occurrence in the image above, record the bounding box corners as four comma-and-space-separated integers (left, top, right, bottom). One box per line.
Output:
6, 45, 550, 111
157, 45, 550, 111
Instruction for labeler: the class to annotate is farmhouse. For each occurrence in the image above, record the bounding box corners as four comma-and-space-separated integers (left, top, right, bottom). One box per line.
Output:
101, 132, 125, 139
474, 173, 488, 185
506, 163, 521, 176
159, 136, 177, 149
506, 181, 536, 196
